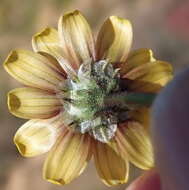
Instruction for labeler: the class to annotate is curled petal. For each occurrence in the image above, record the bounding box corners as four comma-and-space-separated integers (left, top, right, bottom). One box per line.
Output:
39, 52, 67, 77
93, 141, 129, 186
32, 27, 59, 56
58, 10, 95, 69
3, 50, 65, 91
43, 131, 92, 185
120, 48, 156, 75
32, 28, 73, 76
109, 121, 154, 170
32, 28, 67, 75
123, 61, 173, 93
96, 16, 132, 63
14, 113, 65, 157
8, 87, 62, 119
33, 27, 78, 78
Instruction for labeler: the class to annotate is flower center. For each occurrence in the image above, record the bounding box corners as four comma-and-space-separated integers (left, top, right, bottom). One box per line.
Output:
59, 60, 128, 143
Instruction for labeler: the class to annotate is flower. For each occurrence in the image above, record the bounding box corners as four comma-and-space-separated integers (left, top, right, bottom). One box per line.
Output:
3, 10, 173, 186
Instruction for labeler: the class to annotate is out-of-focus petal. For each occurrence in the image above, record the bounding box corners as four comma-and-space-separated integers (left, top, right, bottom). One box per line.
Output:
93, 141, 129, 186
8, 87, 62, 119
120, 48, 156, 75
3, 50, 65, 91
96, 16, 132, 63
43, 131, 92, 185
113, 121, 154, 170
128, 107, 150, 130
14, 113, 65, 157
58, 10, 95, 70
123, 61, 173, 93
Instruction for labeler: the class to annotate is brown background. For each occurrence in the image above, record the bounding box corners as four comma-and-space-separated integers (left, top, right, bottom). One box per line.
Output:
0, 0, 189, 189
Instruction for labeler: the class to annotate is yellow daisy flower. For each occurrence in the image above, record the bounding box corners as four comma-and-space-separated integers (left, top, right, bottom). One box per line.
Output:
3, 10, 173, 186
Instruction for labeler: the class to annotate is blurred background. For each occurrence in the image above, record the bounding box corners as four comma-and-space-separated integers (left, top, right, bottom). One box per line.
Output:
1, 0, 189, 189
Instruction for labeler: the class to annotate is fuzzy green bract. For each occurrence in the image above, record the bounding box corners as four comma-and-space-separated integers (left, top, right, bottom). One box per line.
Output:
59, 60, 126, 143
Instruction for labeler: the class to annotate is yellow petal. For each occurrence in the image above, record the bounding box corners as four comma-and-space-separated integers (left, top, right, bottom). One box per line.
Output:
114, 121, 154, 170
93, 141, 129, 186
43, 131, 92, 185
8, 87, 62, 119
120, 48, 156, 75
124, 61, 173, 93
96, 16, 132, 63
32, 27, 59, 55
39, 51, 67, 77
32, 28, 68, 76
58, 10, 95, 69
32, 28, 75, 77
3, 49, 65, 91
14, 113, 65, 157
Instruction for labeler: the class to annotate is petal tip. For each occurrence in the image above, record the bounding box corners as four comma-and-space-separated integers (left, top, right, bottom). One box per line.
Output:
64, 9, 81, 17
33, 27, 55, 39
109, 15, 132, 25
32, 27, 56, 52
44, 177, 65, 185
102, 178, 129, 186
14, 140, 27, 157
43, 169, 67, 185
61, 10, 85, 25
3, 50, 18, 70
58, 10, 82, 25
14, 136, 31, 157
7, 91, 21, 115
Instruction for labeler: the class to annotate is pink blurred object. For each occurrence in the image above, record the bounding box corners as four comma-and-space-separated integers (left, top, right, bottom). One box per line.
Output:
167, 0, 189, 39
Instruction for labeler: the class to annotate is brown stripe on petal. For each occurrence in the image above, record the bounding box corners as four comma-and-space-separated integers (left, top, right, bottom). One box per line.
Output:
96, 16, 132, 64
115, 121, 154, 170
120, 48, 156, 76
4, 50, 65, 92
39, 52, 67, 78
123, 61, 173, 93
43, 131, 92, 185
58, 10, 95, 70
14, 113, 66, 157
8, 87, 62, 119
94, 141, 129, 186
123, 61, 172, 81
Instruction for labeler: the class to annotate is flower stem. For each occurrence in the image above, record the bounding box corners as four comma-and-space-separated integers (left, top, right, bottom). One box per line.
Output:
105, 91, 156, 107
